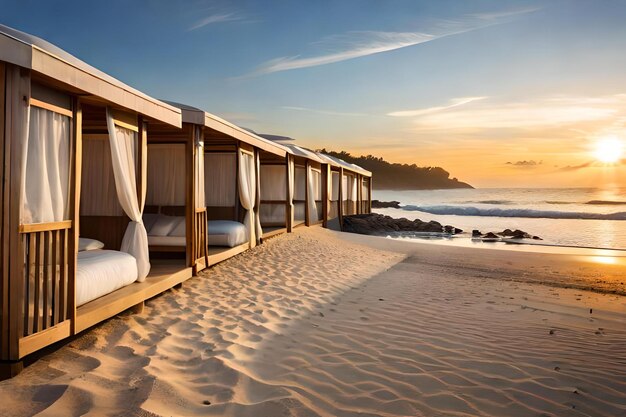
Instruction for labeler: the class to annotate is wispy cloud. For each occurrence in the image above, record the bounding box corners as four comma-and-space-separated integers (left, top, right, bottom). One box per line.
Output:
407, 95, 623, 131
388, 96, 487, 117
282, 106, 366, 117
248, 7, 539, 76
189, 12, 244, 31
506, 160, 542, 167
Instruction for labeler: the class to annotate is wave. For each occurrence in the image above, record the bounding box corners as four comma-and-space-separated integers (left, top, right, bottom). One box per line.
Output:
402, 205, 626, 220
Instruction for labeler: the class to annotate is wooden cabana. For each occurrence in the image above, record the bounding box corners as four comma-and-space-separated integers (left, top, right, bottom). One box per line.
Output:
0, 24, 191, 378
162, 103, 287, 267
279, 144, 326, 229
316, 152, 372, 228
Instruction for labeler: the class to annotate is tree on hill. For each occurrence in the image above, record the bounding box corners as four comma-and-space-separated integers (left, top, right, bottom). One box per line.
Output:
318, 149, 473, 190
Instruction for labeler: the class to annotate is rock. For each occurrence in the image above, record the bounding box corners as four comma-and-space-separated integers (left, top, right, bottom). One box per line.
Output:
532, 235, 543, 240
443, 225, 463, 235
472, 230, 482, 237
483, 232, 500, 239
498, 228, 514, 236
498, 228, 541, 240
371, 200, 401, 209
342, 213, 452, 235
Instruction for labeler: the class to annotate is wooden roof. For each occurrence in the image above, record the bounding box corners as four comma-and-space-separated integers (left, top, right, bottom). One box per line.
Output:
0, 24, 181, 128
165, 101, 287, 157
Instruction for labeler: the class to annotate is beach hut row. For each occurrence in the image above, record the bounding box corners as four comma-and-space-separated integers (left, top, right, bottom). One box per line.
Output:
0, 24, 372, 377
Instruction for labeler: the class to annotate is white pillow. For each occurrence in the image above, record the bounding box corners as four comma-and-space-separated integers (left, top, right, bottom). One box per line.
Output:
79, 237, 104, 251
149, 215, 180, 236
143, 213, 159, 233
169, 217, 187, 237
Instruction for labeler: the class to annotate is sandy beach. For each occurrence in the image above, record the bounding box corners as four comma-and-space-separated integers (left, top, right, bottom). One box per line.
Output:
1, 227, 626, 416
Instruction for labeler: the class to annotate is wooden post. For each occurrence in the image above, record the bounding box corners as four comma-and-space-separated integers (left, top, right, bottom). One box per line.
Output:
368, 176, 373, 213
136, 117, 147, 207
338, 167, 344, 231
254, 149, 261, 243
68, 98, 82, 334
234, 142, 240, 223
186, 124, 195, 270
7, 66, 30, 360
0, 62, 8, 360
304, 160, 310, 227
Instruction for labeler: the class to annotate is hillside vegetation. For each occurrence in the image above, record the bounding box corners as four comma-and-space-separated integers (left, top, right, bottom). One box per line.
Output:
320, 150, 473, 190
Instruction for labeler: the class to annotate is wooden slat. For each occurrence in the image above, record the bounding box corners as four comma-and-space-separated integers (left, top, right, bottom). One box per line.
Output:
23, 234, 31, 337
51, 229, 59, 326
59, 229, 66, 322
19, 220, 72, 233
29, 98, 73, 118
0, 61, 7, 360
33, 232, 42, 333
43, 231, 50, 329
18, 320, 71, 358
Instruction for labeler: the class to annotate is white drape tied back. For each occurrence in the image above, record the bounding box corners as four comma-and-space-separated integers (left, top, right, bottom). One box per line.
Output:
255, 151, 263, 242
195, 127, 206, 209
306, 165, 319, 223
238, 150, 257, 248
106, 108, 150, 281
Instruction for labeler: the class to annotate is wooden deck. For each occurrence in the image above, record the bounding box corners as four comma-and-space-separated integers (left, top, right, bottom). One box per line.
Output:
207, 243, 249, 266
75, 260, 192, 333
262, 226, 287, 240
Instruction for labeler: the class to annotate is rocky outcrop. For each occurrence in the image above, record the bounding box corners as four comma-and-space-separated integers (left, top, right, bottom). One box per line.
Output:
371, 200, 401, 209
342, 214, 462, 236
472, 229, 542, 240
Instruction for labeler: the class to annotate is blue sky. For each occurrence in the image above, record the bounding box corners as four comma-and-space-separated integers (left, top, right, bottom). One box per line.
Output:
2, 0, 626, 186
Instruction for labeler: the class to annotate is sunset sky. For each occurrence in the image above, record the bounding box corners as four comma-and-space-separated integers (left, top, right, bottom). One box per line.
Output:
2, 0, 626, 187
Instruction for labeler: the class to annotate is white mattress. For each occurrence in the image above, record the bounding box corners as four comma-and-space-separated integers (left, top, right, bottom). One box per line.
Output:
148, 235, 186, 246
76, 250, 138, 306
208, 220, 248, 248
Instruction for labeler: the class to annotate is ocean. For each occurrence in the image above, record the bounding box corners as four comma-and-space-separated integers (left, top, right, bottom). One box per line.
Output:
372, 188, 626, 251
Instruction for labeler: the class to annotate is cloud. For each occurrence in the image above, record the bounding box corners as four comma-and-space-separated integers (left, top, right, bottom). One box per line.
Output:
282, 106, 366, 117
388, 96, 487, 117
506, 160, 542, 167
558, 161, 594, 172
189, 12, 244, 30
249, 7, 539, 76
408, 95, 624, 131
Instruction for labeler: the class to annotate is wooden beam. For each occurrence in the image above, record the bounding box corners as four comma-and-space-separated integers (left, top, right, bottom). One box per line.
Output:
304, 160, 310, 227
322, 164, 330, 228
185, 124, 195, 269
338, 167, 344, 231
29, 98, 73, 118
285, 155, 293, 233
0, 61, 8, 360
68, 97, 82, 334
18, 220, 71, 233
7, 66, 30, 360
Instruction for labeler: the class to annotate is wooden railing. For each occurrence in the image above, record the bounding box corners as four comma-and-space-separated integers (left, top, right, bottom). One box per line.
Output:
19, 221, 72, 337
194, 208, 208, 265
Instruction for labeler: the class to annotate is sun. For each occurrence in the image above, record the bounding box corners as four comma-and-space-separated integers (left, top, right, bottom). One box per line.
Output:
593, 136, 624, 164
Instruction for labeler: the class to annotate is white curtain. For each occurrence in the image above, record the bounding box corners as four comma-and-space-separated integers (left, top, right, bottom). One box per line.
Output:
20, 106, 71, 224
260, 165, 286, 200
238, 151, 256, 247
195, 127, 205, 208
81, 137, 124, 216
287, 156, 295, 229
331, 171, 340, 201
294, 166, 306, 200
307, 166, 320, 223
260, 164, 287, 224
255, 151, 263, 242
146, 144, 185, 206
205, 152, 236, 207
106, 108, 150, 281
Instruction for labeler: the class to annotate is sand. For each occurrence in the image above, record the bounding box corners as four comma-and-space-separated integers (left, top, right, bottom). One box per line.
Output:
1, 227, 625, 416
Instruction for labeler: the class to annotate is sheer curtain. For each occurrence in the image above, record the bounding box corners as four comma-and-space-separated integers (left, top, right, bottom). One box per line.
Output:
255, 151, 263, 242
307, 165, 319, 223
294, 166, 306, 222
146, 144, 185, 206
260, 164, 286, 224
106, 108, 150, 281
20, 106, 71, 224
238, 150, 257, 247
195, 127, 205, 209
205, 153, 236, 207
287, 156, 295, 229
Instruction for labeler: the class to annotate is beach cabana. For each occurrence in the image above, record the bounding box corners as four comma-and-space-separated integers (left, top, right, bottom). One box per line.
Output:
278, 144, 326, 229
316, 152, 372, 228
160, 106, 288, 266
0, 25, 190, 377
